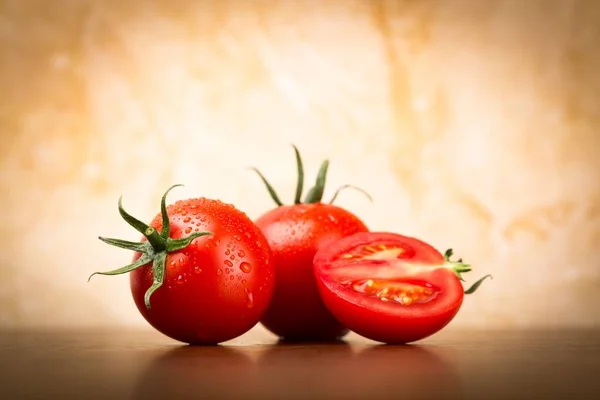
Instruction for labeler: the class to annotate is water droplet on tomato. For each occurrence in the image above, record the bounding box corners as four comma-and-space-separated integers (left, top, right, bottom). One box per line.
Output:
242, 279, 247, 284
229, 254, 235, 260
225, 268, 230, 274
215, 239, 221, 246
256, 241, 262, 248
229, 275, 234, 281
240, 262, 252, 273
185, 227, 192, 234
224, 260, 233, 267
234, 235, 241, 241
169, 260, 176, 266
225, 249, 231, 256
245, 232, 252, 238
183, 216, 191, 223
194, 266, 202, 274
238, 250, 245, 258
217, 269, 222, 275
177, 274, 184, 284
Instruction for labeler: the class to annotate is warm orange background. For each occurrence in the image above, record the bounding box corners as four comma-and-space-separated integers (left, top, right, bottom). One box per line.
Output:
1, 0, 599, 336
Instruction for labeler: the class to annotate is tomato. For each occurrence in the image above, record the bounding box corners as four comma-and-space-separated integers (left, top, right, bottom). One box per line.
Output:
89, 185, 275, 345
313, 232, 492, 344
251, 145, 370, 341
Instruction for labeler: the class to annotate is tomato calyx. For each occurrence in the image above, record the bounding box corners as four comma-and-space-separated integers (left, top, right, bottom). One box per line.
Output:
88, 184, 213, 310
250, 144, 373, 206
443, 249, 493, 295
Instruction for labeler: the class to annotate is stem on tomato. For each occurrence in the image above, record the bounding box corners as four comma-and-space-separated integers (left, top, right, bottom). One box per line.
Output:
444, 248, 493, 295
88, 184, 213, 310
250, 144, 373, 205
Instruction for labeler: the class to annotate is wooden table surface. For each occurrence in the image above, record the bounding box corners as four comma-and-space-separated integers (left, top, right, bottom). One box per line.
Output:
1, 328, 598, 400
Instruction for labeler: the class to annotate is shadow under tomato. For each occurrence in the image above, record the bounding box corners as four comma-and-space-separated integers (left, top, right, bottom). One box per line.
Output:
247, 342, 463, 400
349, 344, 465, 400
275, 337, 350, 346
129, 345, 256, 400
249, 341, 356, 400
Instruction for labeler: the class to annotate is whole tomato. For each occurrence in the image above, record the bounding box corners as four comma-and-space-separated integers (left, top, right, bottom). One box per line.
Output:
251, 146, 370, 341
89, 185, 275, 345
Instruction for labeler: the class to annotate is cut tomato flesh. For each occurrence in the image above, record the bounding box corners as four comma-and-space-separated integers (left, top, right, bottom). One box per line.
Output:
337, 243, 416, 261
342, 278, 441, 305
318, 239, 452, 311
313, 231, 465, 344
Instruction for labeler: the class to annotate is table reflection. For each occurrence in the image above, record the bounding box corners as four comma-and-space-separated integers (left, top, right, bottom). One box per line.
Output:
130, 341, 462, 400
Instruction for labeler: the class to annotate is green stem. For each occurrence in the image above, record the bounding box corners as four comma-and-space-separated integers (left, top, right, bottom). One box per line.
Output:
251, 144, 374, 206
443, 248, 492, 294
89, 185, 213, 310
145, 227, 165, 252
292, 144, 305, 204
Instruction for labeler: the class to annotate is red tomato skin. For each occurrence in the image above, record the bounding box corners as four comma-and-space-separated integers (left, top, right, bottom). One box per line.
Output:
130, 198, 275, 345
255, 203, 369, 341
314, 232, 465, 344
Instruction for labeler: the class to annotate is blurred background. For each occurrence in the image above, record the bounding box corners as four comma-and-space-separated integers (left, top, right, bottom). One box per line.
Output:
1, 0, 599, 336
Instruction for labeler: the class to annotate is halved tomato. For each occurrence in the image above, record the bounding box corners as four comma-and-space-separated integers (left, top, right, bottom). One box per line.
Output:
313, 232, 491, 344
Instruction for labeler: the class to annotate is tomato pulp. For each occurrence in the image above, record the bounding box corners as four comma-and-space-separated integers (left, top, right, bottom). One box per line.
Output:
251, 145, 371, 341
313, 232, 491, 344
90, 185, 275, 345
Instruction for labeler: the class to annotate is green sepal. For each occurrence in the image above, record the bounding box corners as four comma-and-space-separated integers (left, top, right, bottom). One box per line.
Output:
292, 145, 305, 204
118, 196, 150, 235
464, 274, 493, 295
444, 248, 492, 293
444, 248, 471, 282
304, 160, 329, 203
160, 184, 183, 239
89, 185, 213, 310
145, 252, 167, 310
251, 145, 374, 206
249, 167, 284, 206
328, 184, 373, 204
166, 231, 213, 252
87, 254, 153, 282
98, 237, 149, 252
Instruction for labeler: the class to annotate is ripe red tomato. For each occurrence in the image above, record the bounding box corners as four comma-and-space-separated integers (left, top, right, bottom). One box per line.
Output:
313, 232, 492, 344
89, 185, 275, 345
251, 146, 370, 341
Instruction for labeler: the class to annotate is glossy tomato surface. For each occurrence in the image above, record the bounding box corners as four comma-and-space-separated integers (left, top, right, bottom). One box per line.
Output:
313, 232, 464, 344
256, 203, 368, 341
130, 198, 275, 344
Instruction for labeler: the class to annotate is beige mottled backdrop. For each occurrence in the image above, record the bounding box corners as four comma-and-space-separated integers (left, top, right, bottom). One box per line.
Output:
1, 0, 599, 336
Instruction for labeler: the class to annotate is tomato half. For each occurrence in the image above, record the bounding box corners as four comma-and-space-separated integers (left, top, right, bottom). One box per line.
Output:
90, 185, 275, 345
313, 232, 490, 344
